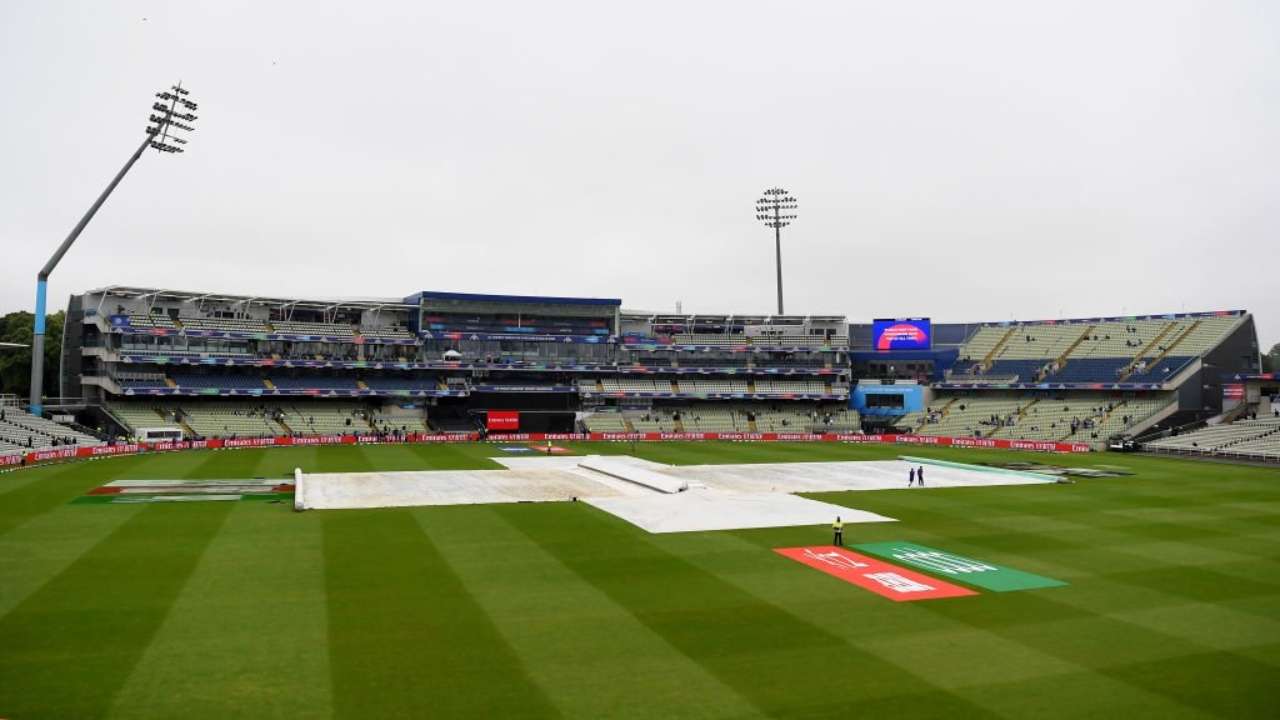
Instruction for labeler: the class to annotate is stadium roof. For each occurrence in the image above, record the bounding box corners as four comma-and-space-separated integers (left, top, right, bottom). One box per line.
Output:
406, 290, 621, 307
85, 286, 416, 310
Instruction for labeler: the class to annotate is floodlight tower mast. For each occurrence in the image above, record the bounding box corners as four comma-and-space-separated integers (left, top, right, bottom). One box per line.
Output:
28, 83, 197, 415
755, 188, 798, 315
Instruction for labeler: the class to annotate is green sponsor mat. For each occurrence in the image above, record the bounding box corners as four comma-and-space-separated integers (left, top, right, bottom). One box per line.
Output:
853, 541, 1066, 592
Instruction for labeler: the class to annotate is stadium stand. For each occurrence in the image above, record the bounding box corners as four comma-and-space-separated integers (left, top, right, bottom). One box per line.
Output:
895, 393, 1174, 447
269, 320, 355, 335
269, 376, 357, 391
0, 406, 103, 453
170, 373, 265, 391
948, 314, 1244, 385
1146, 416, 1280, 461
583, 404, 859, 434
123, 313, 177, 329
65, 289, 1258, 449
358, 326, 416, 339
106, 403, 186, 436
178, 316, 269, 333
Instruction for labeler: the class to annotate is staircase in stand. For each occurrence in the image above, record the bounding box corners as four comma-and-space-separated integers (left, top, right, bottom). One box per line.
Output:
980, 326, 1018, 372
1119, 320, 1199, 382
1047, 324, 1096, 380
1117, 321, 1177, 380
986, 397, 1040, 438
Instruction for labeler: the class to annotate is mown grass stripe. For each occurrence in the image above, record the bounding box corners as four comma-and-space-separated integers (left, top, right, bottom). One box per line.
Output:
322, 510, 558, 719
0, 503, 233, 719
414, 504, 763, 719
0, 502, 144, 618
498, 503, 999, 718
106, 504, 331, 720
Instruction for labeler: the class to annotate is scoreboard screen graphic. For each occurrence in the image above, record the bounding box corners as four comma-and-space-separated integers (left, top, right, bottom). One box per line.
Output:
872, 318, 931, 351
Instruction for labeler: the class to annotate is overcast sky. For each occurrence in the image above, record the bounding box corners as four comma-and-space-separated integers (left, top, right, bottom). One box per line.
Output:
1, 1, 1276, 348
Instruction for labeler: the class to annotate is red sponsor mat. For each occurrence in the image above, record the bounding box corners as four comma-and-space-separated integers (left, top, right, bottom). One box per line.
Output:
775, 546, 977, 602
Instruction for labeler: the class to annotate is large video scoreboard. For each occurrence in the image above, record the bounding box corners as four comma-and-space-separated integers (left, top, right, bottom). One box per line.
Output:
872, 318, 932, 351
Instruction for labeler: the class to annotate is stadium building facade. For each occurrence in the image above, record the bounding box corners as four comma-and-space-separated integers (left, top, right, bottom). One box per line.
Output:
66, 286, 855, 440
57, 285, 1265, 453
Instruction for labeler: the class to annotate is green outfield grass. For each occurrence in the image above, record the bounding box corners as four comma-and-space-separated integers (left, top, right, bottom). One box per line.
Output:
1, 442, 1277, 718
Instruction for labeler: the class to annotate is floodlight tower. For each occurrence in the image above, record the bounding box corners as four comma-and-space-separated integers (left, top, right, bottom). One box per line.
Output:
28, 83, 197, 415
755, 187, 798, 315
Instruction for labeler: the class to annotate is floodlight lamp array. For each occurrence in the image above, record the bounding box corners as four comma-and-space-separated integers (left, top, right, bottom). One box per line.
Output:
147, 83, 198, 154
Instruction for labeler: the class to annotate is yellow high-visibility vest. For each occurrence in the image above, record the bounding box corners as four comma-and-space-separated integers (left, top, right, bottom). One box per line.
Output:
833, 520, 844, 530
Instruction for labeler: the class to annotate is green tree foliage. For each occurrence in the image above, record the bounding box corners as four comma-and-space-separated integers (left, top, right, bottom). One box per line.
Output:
1264, 343, 1280, 373
0, 310, 64, 400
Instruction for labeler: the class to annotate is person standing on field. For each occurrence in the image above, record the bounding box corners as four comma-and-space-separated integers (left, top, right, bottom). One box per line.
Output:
832, 516, 844, 546
917, 466, 925, 486
908, 466, 916, 487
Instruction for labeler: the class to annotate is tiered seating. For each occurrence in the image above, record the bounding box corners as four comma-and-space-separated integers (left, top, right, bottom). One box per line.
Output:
905, 393, 1173, 447
1222, 428, 1280, 460
178, 316, 269, 333
0, 407, 103, 453
664, 334, 747, 346
1082, 395, 1173, 440
369, 407, 430, 434
582, 412, 629, 432
269, 376, 357, 391
899, 396, 1029, 439
117, 347, 253, 359
270, 320, 355, 336
979, 359, 1044, 382
994, 324, 1088, 361
749, 334, 847, 348
359, 326, 415, 339
677, 357, 754, 368
1174, 316, 1241, 355
170, 373, 265, 390
676, 378, 749, 394
362, 376, 441, 392
1126, 357, 1193, 383
583, 405, 858, 434
753, 406, 860, 432
752, 379, 830, 395
1147, 416, 1280, 458
626, 411, 677, 432
276, 403, 366, 434
177, 403, 278, 437
755, 356, 827, 368
591, 378, 671, 394
124, 313, 177, 329
956, 315, 1243, 385
681, 408, 739, 432
988, 396, 1172, 443
115, 371, 169, 389
107, 403, 184, 435
956, 326, 1009, 363
1047, 358, 1130, 383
